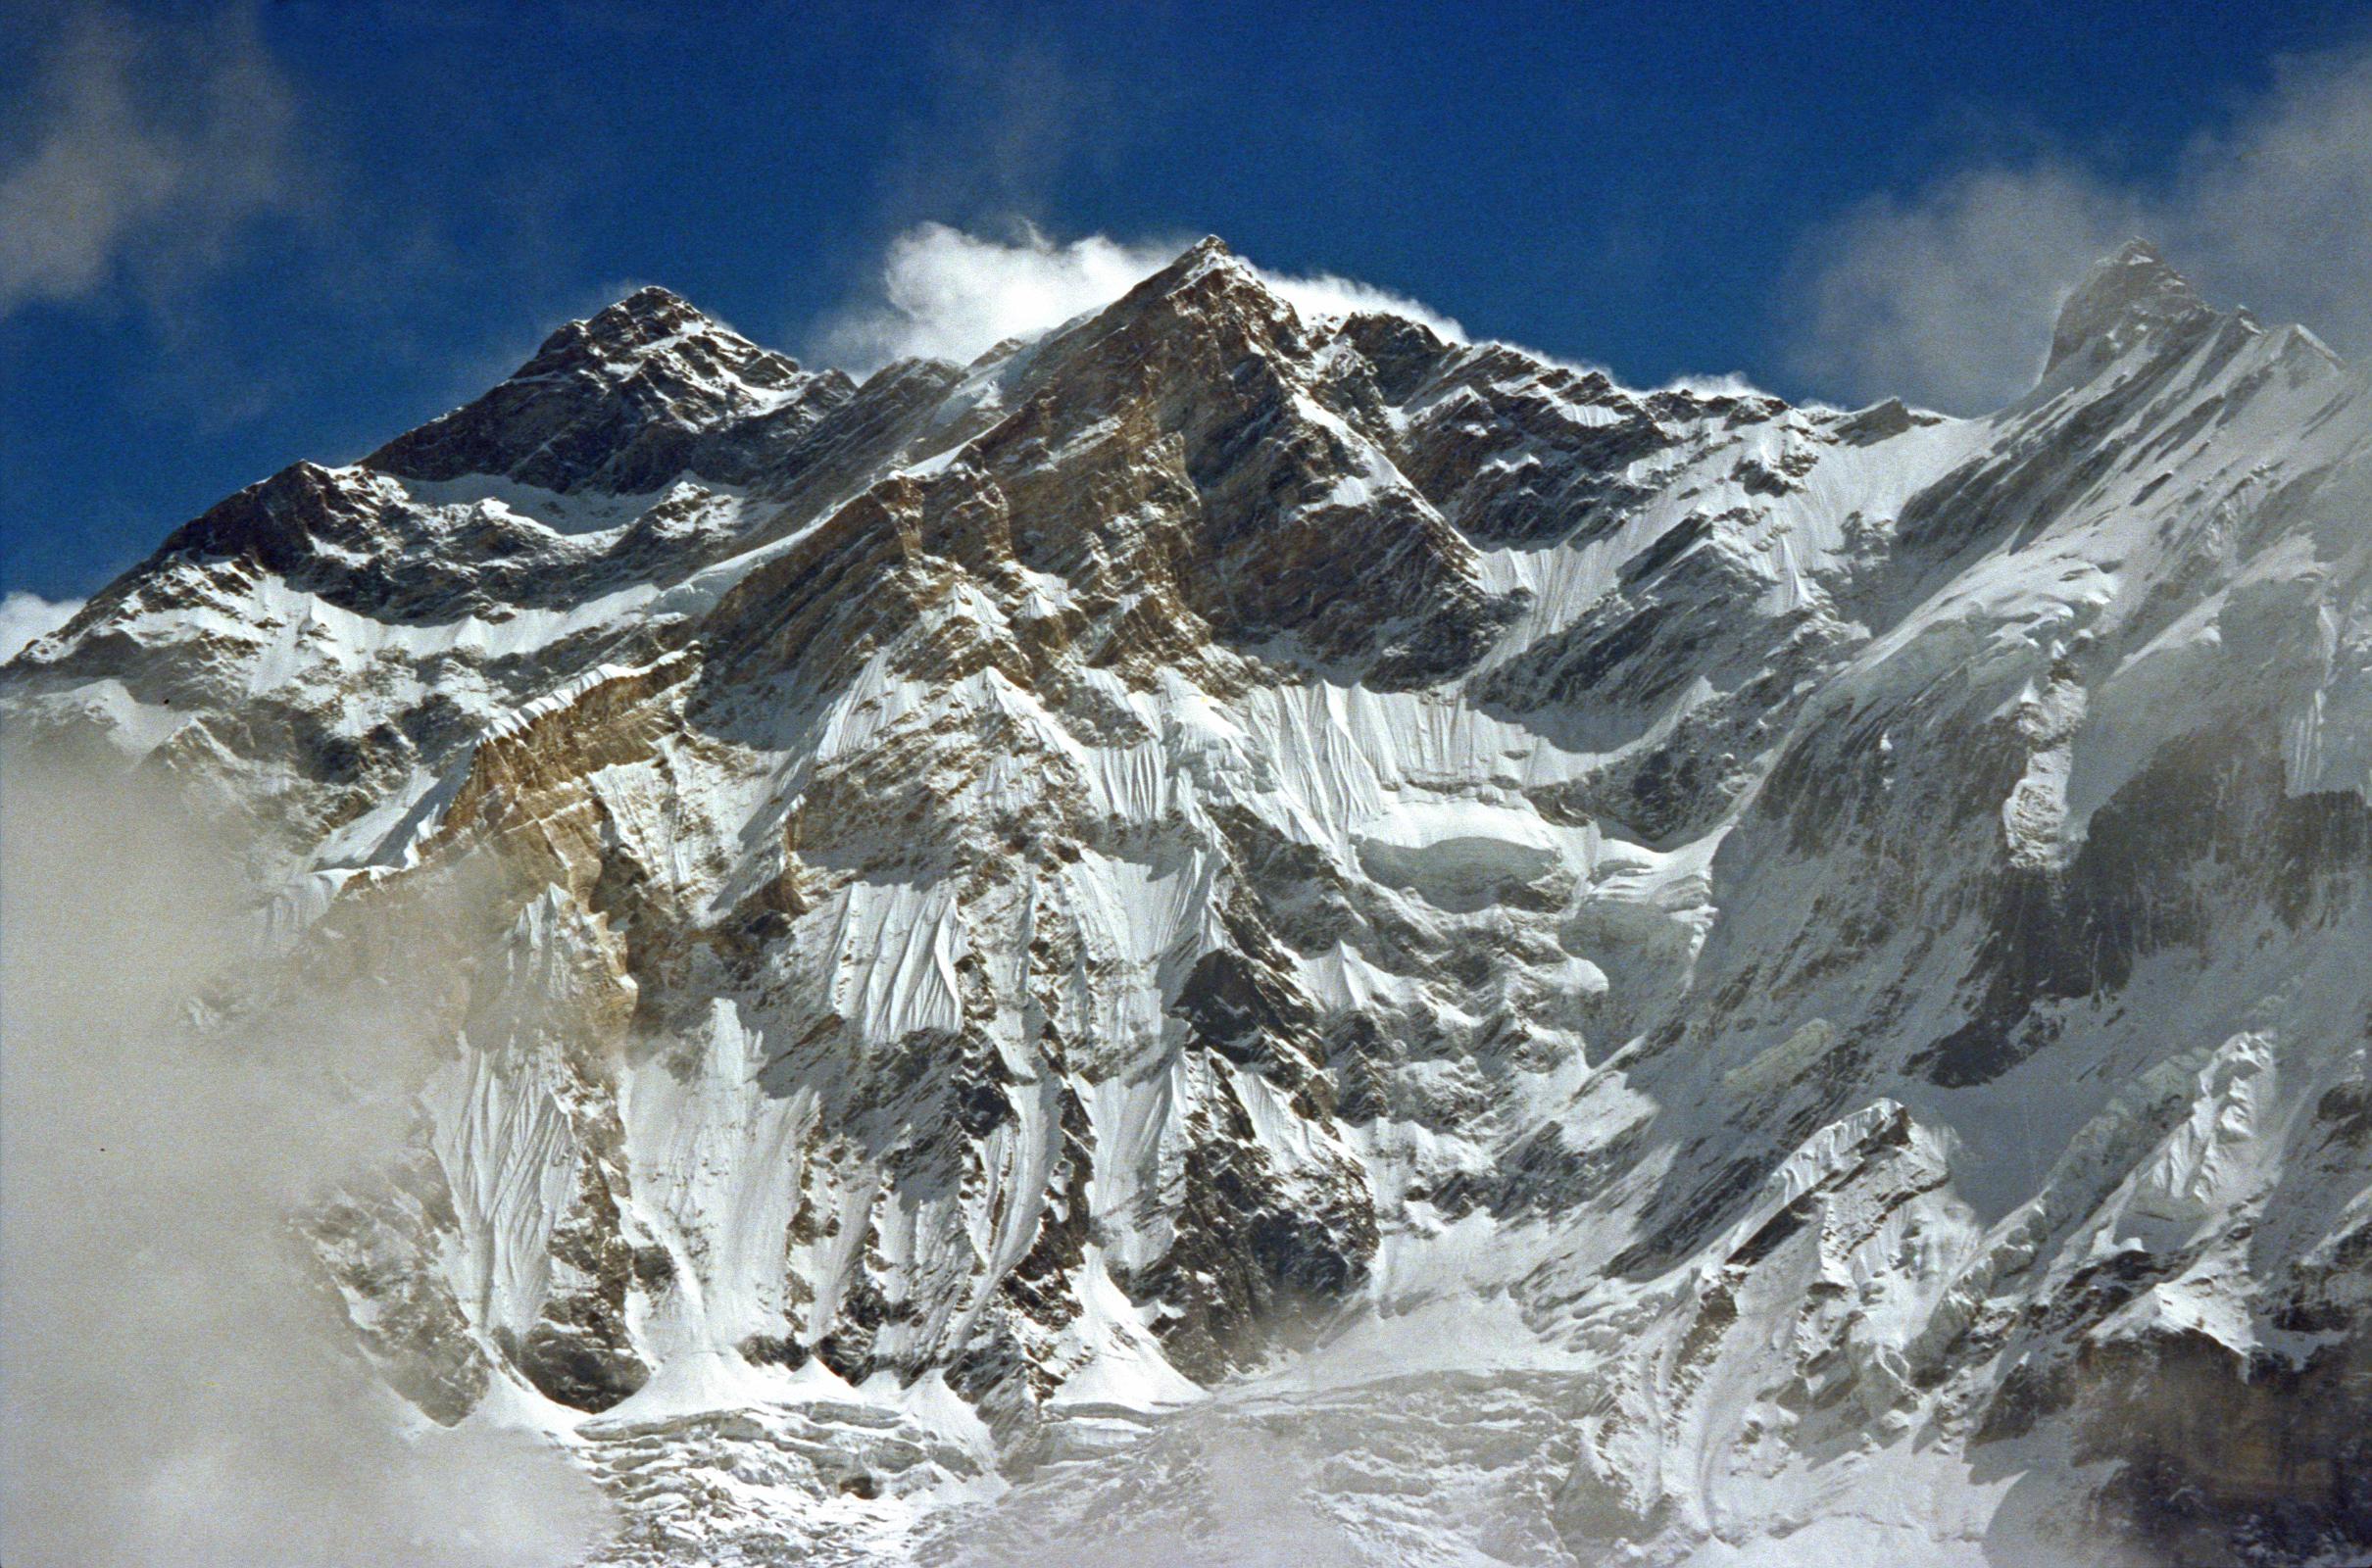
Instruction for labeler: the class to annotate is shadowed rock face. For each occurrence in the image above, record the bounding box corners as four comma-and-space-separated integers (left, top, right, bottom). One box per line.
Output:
2067, 1329, 2372, 1566
2045, 239, 2216, 380
369, 286, 849, 495
11, 236, 2372, 1565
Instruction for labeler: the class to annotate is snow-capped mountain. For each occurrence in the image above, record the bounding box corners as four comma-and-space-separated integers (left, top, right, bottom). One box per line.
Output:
9, 235, 2372, 1566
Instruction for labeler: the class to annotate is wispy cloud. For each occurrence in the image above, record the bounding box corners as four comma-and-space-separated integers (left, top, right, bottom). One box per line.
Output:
812, 221, 1466, 373
870, 26, 1138, 240
1789, 38, 2372, 413
0, 3, 302, 318
0, 592, 83, 662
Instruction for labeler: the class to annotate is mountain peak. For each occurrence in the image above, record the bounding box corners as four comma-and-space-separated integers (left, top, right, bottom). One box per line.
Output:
531, 284, 766, 372
616, 281, 693, 313
366, 284, 821, 493
2044, 237, 2210, 376
1101, 232, 1282, 327
1133, 233, 1247, 295
18, 217, 2372, 1568
583, 282, 702, 335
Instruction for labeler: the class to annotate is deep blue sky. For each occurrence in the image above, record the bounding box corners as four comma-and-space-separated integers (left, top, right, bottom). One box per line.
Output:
5, 0, 2370, 603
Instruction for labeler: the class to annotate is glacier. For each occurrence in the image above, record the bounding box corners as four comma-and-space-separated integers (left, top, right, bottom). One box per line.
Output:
5, 236, 2372, 1565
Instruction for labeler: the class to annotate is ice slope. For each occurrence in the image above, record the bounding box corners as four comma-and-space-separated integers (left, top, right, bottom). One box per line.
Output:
8, 235, 2372, 1566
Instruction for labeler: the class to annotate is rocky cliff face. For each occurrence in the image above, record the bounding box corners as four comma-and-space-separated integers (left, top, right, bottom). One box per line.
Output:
10, 237, 2372, 1566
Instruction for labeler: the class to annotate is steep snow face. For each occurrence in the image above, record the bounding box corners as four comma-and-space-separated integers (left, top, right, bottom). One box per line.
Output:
11, 237, 2372, 1567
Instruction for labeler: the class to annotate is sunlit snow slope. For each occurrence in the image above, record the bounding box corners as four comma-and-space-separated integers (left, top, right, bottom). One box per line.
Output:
9, 238, 2372, 1566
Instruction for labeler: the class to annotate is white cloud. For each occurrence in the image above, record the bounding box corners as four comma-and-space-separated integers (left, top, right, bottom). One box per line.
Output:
0, 591, 83, 661
1790, 40, 2372, 414
813, 222, 1178, 368
0, 5, 300, 318
1788, 168, 2132, 415
1257, 269, 1466, 345
1, 756, 615, 1566
812, 222, 1465, 373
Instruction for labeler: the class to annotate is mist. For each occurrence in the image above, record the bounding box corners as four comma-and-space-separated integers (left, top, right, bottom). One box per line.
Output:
0, 749, 611, 1567
1789, 35, 2372, 414
0, 593, 81, 662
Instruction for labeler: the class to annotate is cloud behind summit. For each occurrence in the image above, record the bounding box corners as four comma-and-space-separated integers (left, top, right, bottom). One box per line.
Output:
1789, 37, 2372, 413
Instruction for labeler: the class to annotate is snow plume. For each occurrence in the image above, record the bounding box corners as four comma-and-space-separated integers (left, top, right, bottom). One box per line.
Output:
1254, 267, 1467, 344
815, 221, 1467, 371
1790, 36, 2372, 414
0, 3, 302, 318
0, 592, 82, 662
0, 753, 612, 1567
814, 222, 1179, 368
